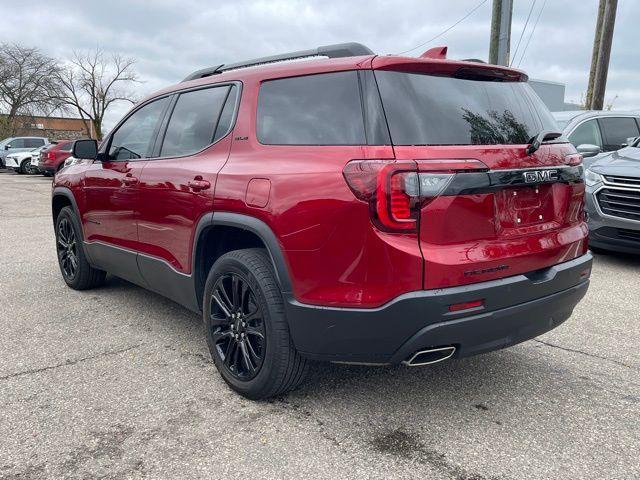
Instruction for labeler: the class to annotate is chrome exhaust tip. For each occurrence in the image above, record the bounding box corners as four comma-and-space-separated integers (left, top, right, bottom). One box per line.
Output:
402, 346, 456, 366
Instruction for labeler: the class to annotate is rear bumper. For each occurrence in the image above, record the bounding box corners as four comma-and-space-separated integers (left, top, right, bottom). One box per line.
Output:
285, 254, 592, 364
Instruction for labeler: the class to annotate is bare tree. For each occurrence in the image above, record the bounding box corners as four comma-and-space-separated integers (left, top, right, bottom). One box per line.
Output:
56, 49, 139, 140
0, 44, 64, 135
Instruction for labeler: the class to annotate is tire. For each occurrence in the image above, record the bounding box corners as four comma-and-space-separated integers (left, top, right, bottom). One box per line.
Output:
203, 248, 308, 399
19, 158, 31, 174
55, 206, 106, 290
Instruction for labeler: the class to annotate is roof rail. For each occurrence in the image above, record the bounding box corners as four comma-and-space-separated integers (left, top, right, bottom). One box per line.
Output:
182, 42, 373, 82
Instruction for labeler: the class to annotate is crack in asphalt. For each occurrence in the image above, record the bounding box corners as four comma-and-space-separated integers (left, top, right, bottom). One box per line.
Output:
0, 344, 144, 381
533, 339, 638, 371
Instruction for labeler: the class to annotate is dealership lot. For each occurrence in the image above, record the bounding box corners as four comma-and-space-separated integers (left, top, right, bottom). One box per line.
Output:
0, 172, 638, 479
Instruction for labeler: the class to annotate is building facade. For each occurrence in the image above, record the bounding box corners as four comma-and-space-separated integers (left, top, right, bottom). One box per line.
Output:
1, 114, 91, 140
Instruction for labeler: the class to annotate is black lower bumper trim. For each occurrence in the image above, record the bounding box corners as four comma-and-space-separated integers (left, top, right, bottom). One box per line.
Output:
590, 227, 640, 254
285, 254, 592, 364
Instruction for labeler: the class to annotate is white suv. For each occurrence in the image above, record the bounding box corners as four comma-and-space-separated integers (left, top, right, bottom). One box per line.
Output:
5, 145, 49, 174
0, 137, 49, 168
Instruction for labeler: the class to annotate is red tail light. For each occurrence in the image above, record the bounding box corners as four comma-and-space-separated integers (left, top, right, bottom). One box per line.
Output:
343, 159, 487, 233
343, 160, 418, 232
388, 173, 413, 221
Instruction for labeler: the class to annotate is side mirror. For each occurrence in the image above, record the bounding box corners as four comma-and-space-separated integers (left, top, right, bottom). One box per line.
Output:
4, 145, 9, 150
72, 139, 98, 160
576, 144, 601, 158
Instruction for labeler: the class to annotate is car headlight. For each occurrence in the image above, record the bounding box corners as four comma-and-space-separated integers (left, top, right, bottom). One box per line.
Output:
585, 169, 604, 187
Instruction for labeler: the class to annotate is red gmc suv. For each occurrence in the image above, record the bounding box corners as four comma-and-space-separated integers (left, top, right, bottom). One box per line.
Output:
52, 43, 592, 399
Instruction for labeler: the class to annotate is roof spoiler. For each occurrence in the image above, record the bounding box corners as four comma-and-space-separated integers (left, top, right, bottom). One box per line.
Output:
182, 42, 374, 82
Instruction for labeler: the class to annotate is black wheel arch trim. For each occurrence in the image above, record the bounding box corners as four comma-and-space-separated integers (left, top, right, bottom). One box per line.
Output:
197, 212, 293, 295
51, 187, 81, 224
51, 187, 94, 265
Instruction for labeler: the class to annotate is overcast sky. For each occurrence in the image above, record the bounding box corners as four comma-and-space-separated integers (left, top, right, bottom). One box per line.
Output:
2, 0, 638, 130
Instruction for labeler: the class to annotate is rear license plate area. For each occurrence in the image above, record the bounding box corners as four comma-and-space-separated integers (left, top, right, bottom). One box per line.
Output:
497, 185, 554, 228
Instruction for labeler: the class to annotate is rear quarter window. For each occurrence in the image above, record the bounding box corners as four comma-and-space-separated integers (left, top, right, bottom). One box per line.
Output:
257, 71, 366, 145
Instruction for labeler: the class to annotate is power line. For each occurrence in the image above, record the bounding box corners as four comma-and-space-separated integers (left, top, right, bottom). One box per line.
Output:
516, 0, 547, 67
510, 0, 537, 66
396, 0, 489, 56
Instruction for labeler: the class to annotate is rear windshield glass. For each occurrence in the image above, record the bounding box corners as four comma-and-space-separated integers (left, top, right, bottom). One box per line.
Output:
375, 71, 558, 145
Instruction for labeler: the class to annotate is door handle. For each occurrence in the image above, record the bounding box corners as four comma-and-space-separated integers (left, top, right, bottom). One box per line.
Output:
188, 178, 211, 192
122, 174, 139, 186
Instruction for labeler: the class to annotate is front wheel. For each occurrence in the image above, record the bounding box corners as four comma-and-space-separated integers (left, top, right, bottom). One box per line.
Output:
55, 206, 106, 290
20, 159, 31, 174
203, 249, 308, 399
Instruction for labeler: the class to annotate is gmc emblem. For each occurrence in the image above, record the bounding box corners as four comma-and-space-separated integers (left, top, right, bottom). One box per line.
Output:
523, 169, 558, 184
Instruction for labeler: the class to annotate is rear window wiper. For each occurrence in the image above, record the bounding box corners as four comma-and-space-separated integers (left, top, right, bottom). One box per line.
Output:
526, 130, 563, 155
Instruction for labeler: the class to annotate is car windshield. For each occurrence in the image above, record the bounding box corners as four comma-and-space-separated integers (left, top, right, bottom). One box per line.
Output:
375, 71, 559, 145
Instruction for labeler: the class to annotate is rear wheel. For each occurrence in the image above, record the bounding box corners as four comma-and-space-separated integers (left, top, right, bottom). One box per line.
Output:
203, 248, 308, 399
55, 206, 106, 290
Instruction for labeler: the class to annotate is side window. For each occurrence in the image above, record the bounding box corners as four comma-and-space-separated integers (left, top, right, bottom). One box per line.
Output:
213, 86, 238, 143
25, 139, 45, 148
160, 86, 230, 157
257, 71, 366, 145
598, 117, 640, 151
8, 139, 25, 148
108, 97, 170, 160
568, 120, 603, 148
60, 141, 74, 152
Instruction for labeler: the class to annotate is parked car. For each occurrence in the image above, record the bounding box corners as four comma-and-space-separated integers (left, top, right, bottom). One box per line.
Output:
0, 137, 49, 168
52, 42, 591, 399
38, 140, 74, 175
4, 145, 48, 174
29, 143, 53, 173
552, 110, 640, 167
585, 136, 640, 253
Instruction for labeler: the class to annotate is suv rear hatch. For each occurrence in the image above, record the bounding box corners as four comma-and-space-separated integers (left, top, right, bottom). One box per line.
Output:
372, 58, 587, 289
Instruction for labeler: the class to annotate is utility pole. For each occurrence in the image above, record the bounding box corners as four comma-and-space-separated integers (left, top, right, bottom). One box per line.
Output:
591, 0, 618, 110
586, 0, 606, 109
489, 0, 513, 66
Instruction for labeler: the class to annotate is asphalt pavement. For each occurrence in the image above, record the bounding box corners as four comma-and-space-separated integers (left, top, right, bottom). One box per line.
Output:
0, 170, 638, 479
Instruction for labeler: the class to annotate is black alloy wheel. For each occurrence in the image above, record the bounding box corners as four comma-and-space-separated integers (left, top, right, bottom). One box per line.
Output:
203, 249, 308, 399
209, 273, 266, 380
57, 217, 79, 280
